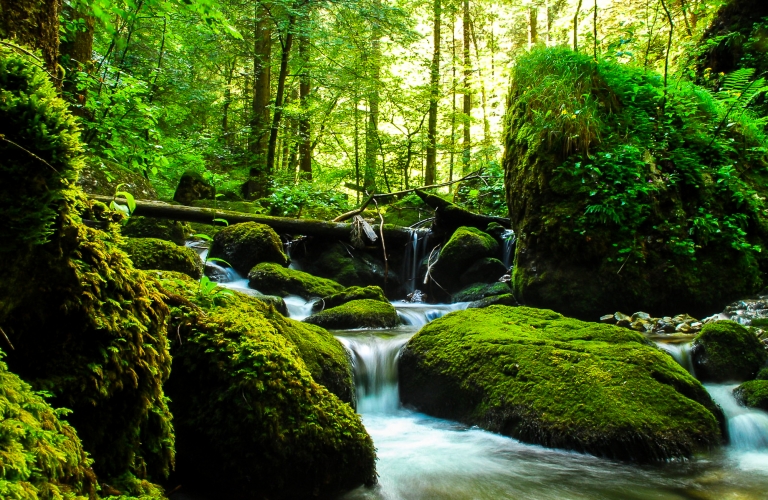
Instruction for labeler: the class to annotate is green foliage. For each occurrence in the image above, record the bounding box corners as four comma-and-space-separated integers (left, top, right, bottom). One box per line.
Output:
505, 47, 768, 317
0, 352, 97, 500
400, 306, 723, 462
268, 179, 352, 219
153, 271, 376, 498
0, 47, 82, 252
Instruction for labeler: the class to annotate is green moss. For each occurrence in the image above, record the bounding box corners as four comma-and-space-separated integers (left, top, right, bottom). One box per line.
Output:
305, 299, 400, 330
248, 262, 345, 299
503, 47, 768, 319
400, 306, 723, 462
0, 352, 97, 500
691, 321, 768, 382
154, 271, 376, 498
453, 282, 512, 302
757, 367, 768, 380
306, 242, 392, 289
734, 380, 768, 411
122, 237, 203, 279
209, 222, 288, 276
313, 285, 388, 311
467, 293, 519, 309
0, 50, 174, 484
433, 227, 499, 292
122, 216, 191, 245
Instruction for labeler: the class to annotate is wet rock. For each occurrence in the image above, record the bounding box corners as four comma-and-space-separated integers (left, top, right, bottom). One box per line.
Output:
691, 321, 768, 382
733, 380, 768, 411
173, 170, 215, 205
209, 222, 289, 276
122, 237, 203, 279
305, 242, 394, 291
248, 262, 345, 299
600, 314, 615, 323
432, 227, 499, 293
459, 257, 507, 286
122, 216, 192, 245
452, 282, 511, 303
631, 312, 651, 322
312, 286, 388, 312
467, 293, 519, 309
304, 299, 400, 329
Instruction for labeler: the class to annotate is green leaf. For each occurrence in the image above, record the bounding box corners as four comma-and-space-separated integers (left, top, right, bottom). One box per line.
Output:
115, 191, 136, 213
194, 233, 213, 241
207, 257, 232, 266
212, 218, 229, 226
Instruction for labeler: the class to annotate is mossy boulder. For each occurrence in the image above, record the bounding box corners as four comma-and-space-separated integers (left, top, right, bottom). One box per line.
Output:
452, 281, 512, 303
209, 222, 288, 276
122, 216, 191, 245
734, 380, 768, 411
305, 299, 400, 330
399, 306, 723, 462
155, 271, 376, 498
459, 258, 507, 286
305, 242, 393, 290
467, 293, 519, 309
503, 48, 768, 319
0, 49, 173, 483
691, 321, 768, 382
122, 237, 203, 279
248, 262, 345, 299
432, 227, 499, 292
0, 352, 97, 499
312, 285, 388, 312
172, 170, 214, 205
77, 160, 158, 200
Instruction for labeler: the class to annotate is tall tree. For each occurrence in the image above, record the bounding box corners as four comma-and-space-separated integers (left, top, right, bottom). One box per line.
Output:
249, 8, 273, 187
425, 0, 441, 186
462, 0, 471, 175
266, 10, 296, 175
298, 30, 312, 179
364, 0, 382, 193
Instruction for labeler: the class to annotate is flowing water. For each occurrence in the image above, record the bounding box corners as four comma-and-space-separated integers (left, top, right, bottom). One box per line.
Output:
501, 229, 516, 269
402, 230, 429, 295
333, 307, 768, 500
192, 243, 768, 498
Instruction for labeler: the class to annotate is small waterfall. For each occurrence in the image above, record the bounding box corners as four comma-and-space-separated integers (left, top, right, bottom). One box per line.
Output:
337, 333, 411, 413
395, 301, 470, 327
284, 238, 303, 271
655, 341, 695, 375
402, 230, 429, 295
501, 229, 516, 269
705, 384, 768, 450
283, 295, 315, 321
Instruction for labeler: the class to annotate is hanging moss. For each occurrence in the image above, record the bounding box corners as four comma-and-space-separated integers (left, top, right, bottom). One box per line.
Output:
0, 351, 97, 500
400, 306, 723, 462
248, 262, 345, 299
0, 48, 173, 485
153, 271, 376, 499
503, 47, 768, 319
122, 237, 203, 279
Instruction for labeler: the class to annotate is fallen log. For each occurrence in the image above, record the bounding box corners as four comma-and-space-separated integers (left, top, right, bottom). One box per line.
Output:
89, 194, 429, 245
414, 190, 510, 233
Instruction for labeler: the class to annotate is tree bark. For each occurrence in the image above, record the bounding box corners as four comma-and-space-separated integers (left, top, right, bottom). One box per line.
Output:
0, 0, 61, 82
425, 0, 441, 186
298, 33, 312, 180
462, 0, 471, 175
365, 3, 382, 193
249, 10, 272, 179
267, 19, 295, 176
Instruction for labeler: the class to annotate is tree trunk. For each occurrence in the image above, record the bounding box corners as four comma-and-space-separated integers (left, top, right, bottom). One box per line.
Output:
364, 3, 382, 193
267, 20, 295, 176
0, 0, 61, 80
462, 0, 471, 175
528, 5, 538, 49
298, 33, 312, 180
573, 0, 583, 52
425, 0, 441, 186
249, 10, 272, 179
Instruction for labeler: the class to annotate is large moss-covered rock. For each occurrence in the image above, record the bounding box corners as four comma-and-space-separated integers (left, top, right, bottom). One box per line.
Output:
155, 272, 376, 499
312, 285, 388, 312
400, 306, 723, 462
503, 48, 768, 319
122, 216, 191, 245
691, 321, 768, 382
209, 222, 288, 276
305, 242, 393, 290
123, 237, 203, 279
432, 227, 499, 292
0, 352, 97, 500
305, 299, 400, 330
734, 379, 768, 411
249, 262, 345, 299
0, 49, 173, 483
77, 160, 158, 200
459, 257, 507, 286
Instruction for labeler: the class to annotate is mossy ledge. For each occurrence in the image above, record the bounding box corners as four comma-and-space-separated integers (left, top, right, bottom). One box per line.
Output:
305, 299, 400, 330
122, 237, 203, 279
154, 271, 375, 498
248, 261, 345, 299
399, 306, 723, 462
734, 379, 768, 411
691, 320, 768, 382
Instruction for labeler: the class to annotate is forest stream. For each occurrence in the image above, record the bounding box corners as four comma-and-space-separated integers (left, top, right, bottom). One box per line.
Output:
213, 271, 768, 500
